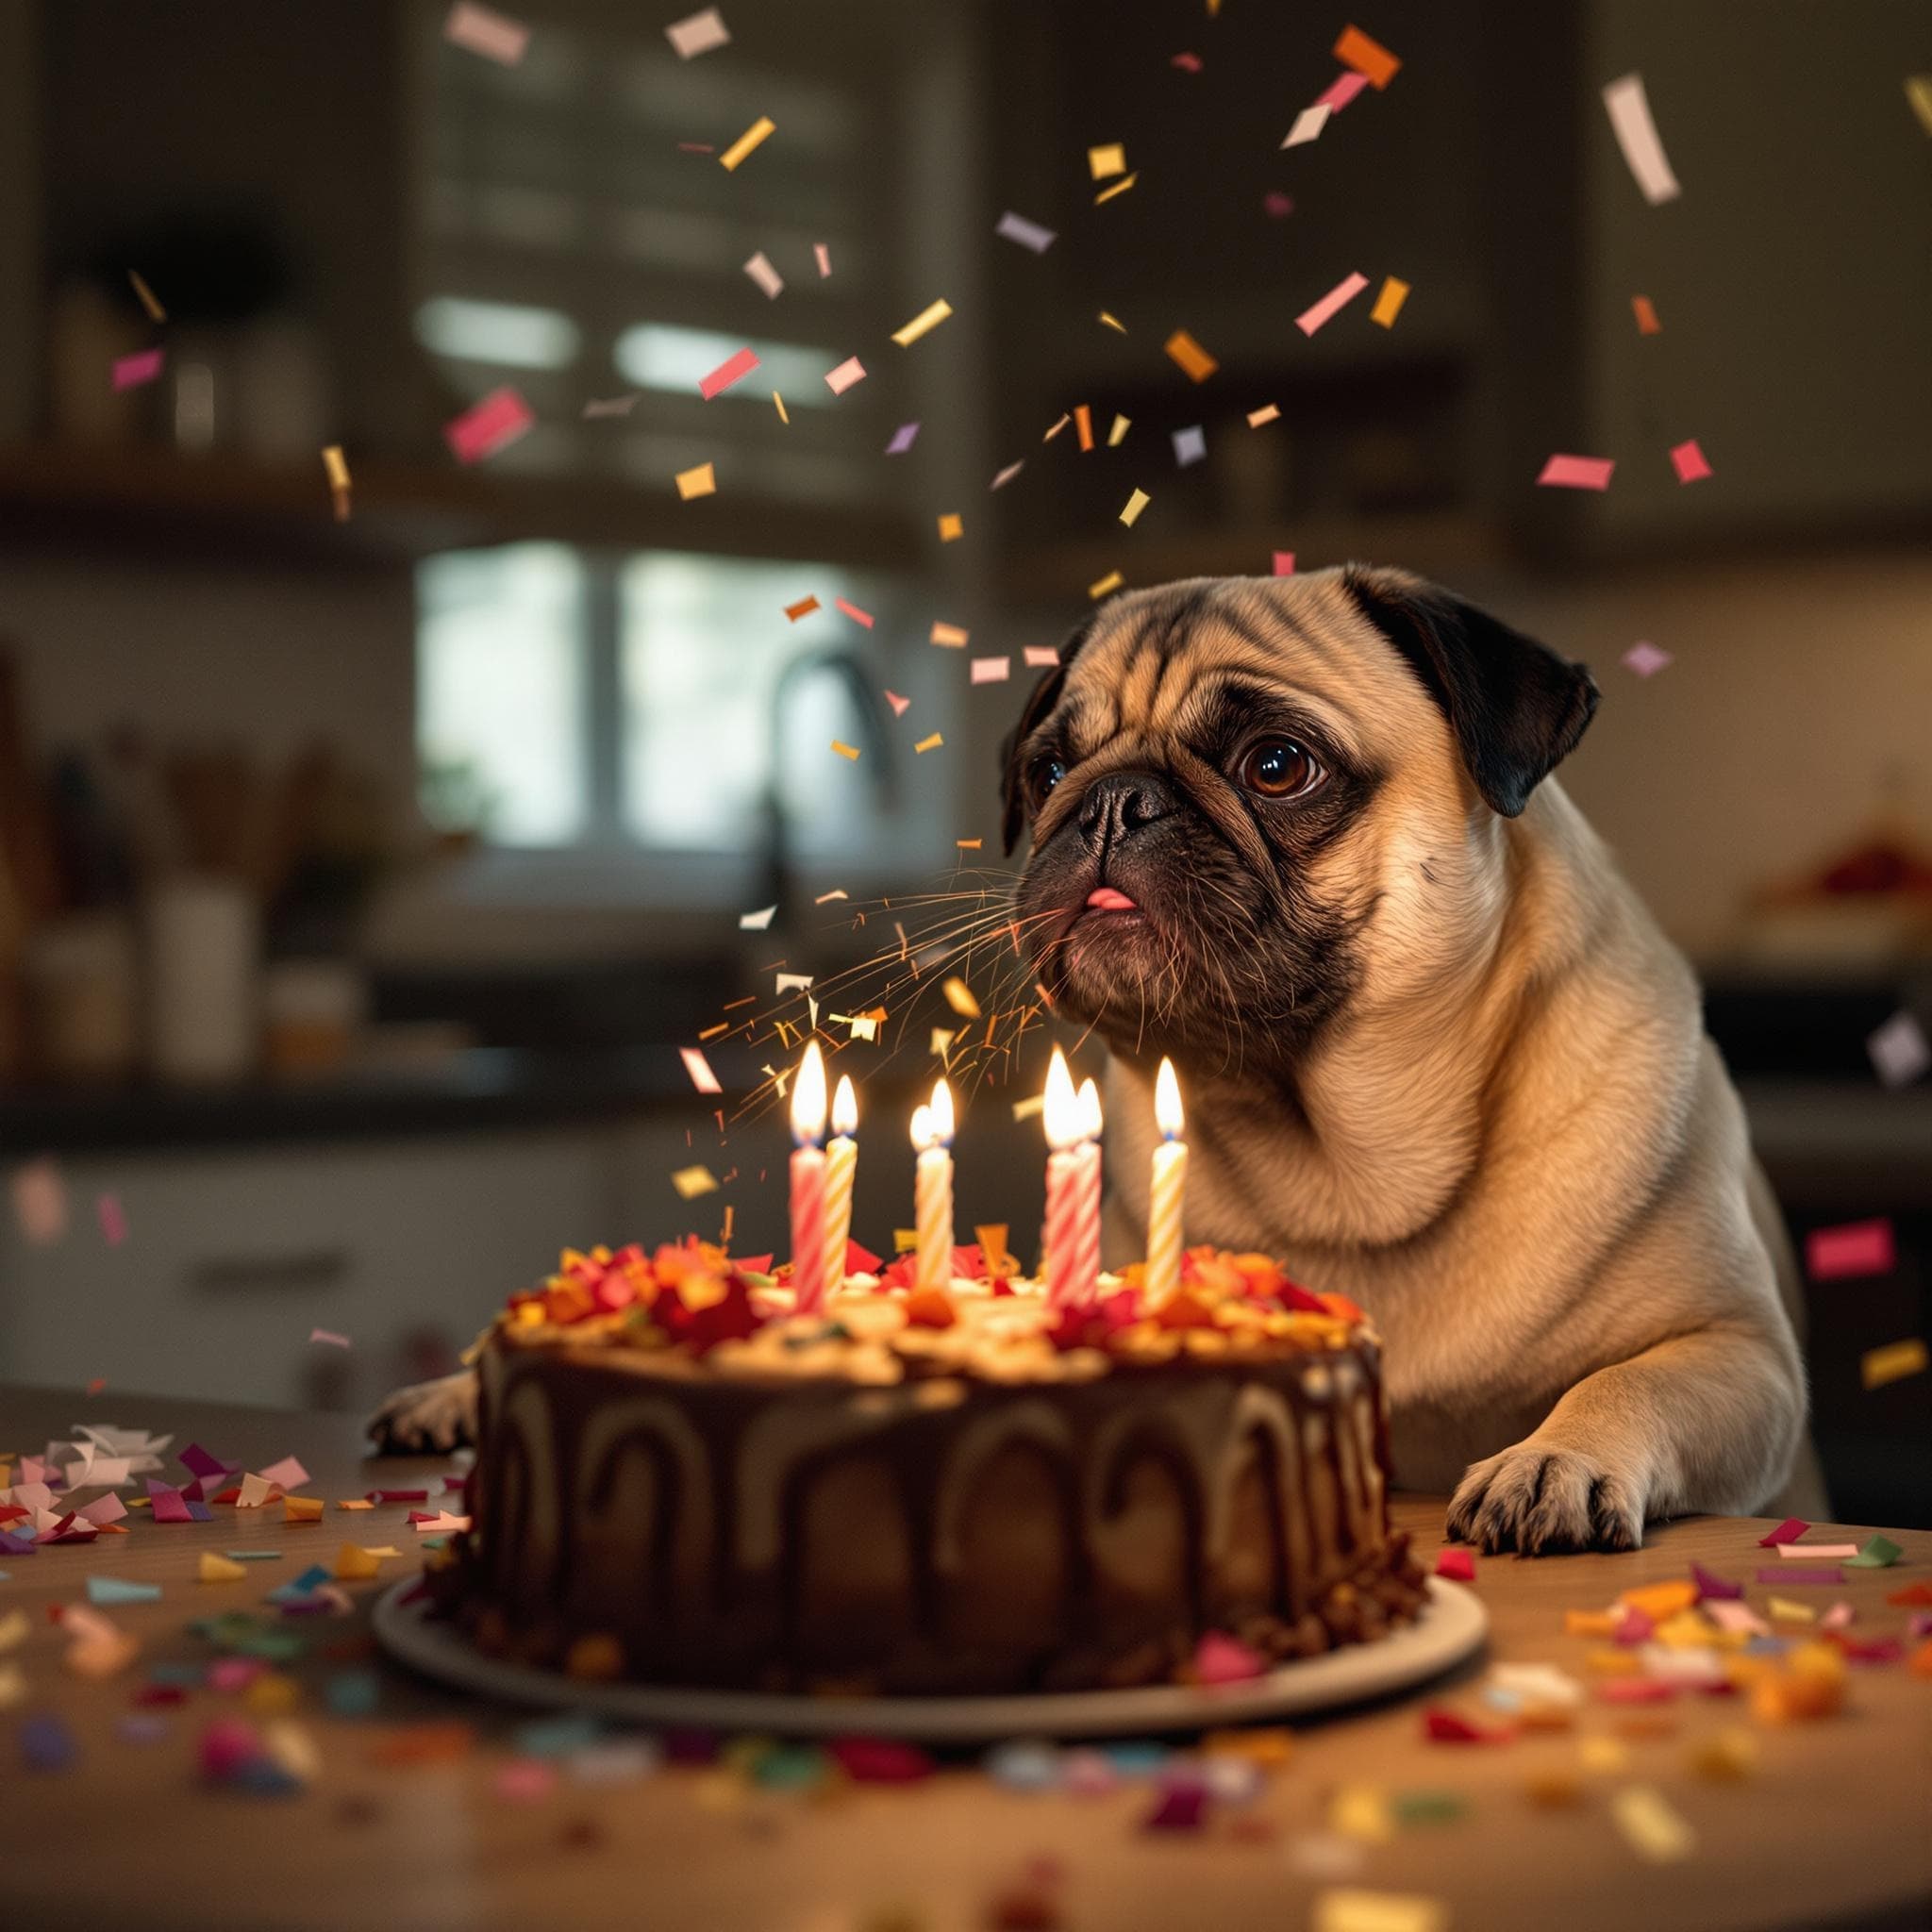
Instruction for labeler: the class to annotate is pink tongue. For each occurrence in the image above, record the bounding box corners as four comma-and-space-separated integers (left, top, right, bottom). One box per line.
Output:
1087, 887, 1138, 911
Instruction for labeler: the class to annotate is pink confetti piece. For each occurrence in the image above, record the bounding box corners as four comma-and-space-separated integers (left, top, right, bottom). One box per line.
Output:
1777, 1542, 1857, 1559
11, 1158, 68, 1244
698, 347, 760, 400
443, 1, 528, 64
95, 1192, 127, 1246
886, 421, 920, 454
495, 1757, 559, 1802
742, 252, 783, 298
1807, 1218, 1895, 1280
444, 387, 534, 464
1023, 645, 1060, 669
1295, 272, 1368, 337
1706, 1599, 1768, 1636
1691, 1560, 1743, 1600
1602, 73, 1681, 206
1263, 192, 1294, 218
1670, 438, 1712, 484
663, 6, 729, 59
813, 242, 831, 277
969, 657, 1011, 685
833, 597, 874, 628
1537, 453, 1615, 491
76, 1493, 127, 1526
1758, 1567, 1841, 1586
679, 1047, 723, 1094
1272, 551, 1296, 575
1868, 1011, 1930, 1087
1172, 51, 1203, 74
1192, 1630, 1266, 1684
1434, 1547, 1475, 1582
1623, 641, 1673, 677
883, 691, 910, 717
258, 1457, 309, 1491
990, 459, 1025, 490
1758, 1517, 1809, 1546
1314, 70, 1370, 111
824, 356, 866, 395
111, 348, 165, 391
308, 1328, 351, 1348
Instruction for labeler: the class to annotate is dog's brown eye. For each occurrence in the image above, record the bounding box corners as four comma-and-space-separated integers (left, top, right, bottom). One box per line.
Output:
1241, 740, 1320, 799
1027, 756, 1067, 807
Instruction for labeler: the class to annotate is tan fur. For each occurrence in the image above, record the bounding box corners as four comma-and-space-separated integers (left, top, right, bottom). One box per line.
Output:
1051, 572, 1823, 1548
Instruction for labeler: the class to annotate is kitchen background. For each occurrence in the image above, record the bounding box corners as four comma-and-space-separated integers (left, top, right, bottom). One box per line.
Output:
0, 1, 1926, 1524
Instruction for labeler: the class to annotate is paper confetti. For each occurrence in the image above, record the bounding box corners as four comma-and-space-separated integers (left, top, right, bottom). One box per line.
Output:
1173, 425, 1207, 467
698, 347, 759, 399
1334, 25, 1401, 88
772, 391, 788, 423
1759, 1518, 1810, 1546
675, 462, 717, 500
937, 512, 963, 541
1670, 438, 1712, 484
1603, 74, 1681, 205
582, 394, 640, 419
1089, 570, 1124, 599
1023, 645, 1060, 667
1264, 191, 1295, 217
1538, 453, 1615, 491
1807, 1217, 1894, 1279
1283, 105, 1331, 147
128, 269, 166, 323
719, 116, 775, 172
784, 594, 822, 622
1611, 1785, 1695, 1862
884, 691, 910, 715
833, 597, 874, 627
680, 1048, 722, 1094
742, 252, 783, 298
112, 348, 165, 391
1434, 1548, 1475, 1582
1370, 277, 1410, 328
321, 443, 351, 520
830, 741, 860, 761
1623, 641, 1673, 677
87, 1575, 161, 1607
671, 1166, 718, 1201
824, 356, 866, 394
1273, 551, 1296, 575
931, 622, 970, 648
1120, 488, 1151, 525
1296, 273, 1369, 337
308, 1328, 350, 1348
970, 658, 1010, 684
913, 733, 943, 754
1847, 1535, 1903, 1568
443, 2, 528, 67
814, 242, 831, 276
198, 1552, 248, 1583
1098, 309, 1127, 332
996, 211, 1057, 253
1074, 405, 1094, 451
1108, 413, 1131, 445
1868, 1011, 1930, 1087
1088, 143, 1126, 179
886, 422, 920, 455
1632, 294, 1662, 334
1908, 76, 1932, 138
445, 387, 534, 463
664, 7, 729, 58
892, 299, 954, 347
1315, 71, 1371, 113
990, 460, 1025, 489
1863, 1338, 1927, 1389
11, 1158, 66, 1243
1247, 404, 1281, 427
95, 1191, 127, 1245
1311, 1890, 1443, 1932
1163, 329, 1219, 382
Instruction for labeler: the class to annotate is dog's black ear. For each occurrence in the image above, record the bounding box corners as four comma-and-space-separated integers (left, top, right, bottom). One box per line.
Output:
1341, 564, 1598, 818
999, 623, 1092, 853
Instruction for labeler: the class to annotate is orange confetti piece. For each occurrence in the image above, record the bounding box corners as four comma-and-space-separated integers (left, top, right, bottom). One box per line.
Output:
1088, 142, 1126, 179
675, 461, 716, 500
1334, 23, 1401, 89
930, 622, 969, 647
785, 594, 822, 622
831, 740, 860, 761
957, 838, 983, 850
1074, 404, 1094, 451
1371, 276, 1410, 327
937, 512, 963, 541
1163, 329, 1218, 382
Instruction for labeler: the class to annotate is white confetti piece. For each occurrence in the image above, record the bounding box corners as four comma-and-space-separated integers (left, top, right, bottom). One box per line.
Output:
1282, 103, 1331, 147
1868, 1010, 1930, 1088
443, 1, 528, 66
679, 1047, 722, 1094
664, 7, 730, 59
739, 904, 777, 931
969, 657, 1010, 684
1172, 425, 1206, 467
742, 251, 783, 298
1603, 73, 1681, 205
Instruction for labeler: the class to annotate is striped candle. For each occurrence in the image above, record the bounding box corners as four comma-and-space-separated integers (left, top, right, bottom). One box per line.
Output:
1144, 1058, 1188, 1302
822, 1074, 858, 1294
1073, 1077, 1104, 1306
789, 1041, 828, 1314
911, 1078, 956, 1294
1042, 1049, 1083, 1308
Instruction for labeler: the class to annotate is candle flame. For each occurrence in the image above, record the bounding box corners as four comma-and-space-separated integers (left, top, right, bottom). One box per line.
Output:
909, 1101, 936, 1152
1076, 1076, 1103, 1142
1155, 1057, 1183, 1139
1043, 1046, 1081, 1151
930, 1077, 956, 1145
831, 1074, 858, 1138
791, 1040, 827, 1144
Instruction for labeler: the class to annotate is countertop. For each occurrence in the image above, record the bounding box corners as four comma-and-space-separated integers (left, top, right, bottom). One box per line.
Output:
3, 1383, 1928, 1932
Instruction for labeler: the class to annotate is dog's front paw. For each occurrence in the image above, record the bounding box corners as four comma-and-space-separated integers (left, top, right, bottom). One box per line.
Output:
1445, 1442, 1644, 1555
367, 1371, 478, 1455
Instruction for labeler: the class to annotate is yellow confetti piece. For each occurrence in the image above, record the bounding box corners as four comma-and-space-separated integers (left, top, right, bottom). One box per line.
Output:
831, 740, 860, 760
930, 1027, 955, 1058
773, 390, 790, 423
913, 732, 943, 753
891, 298, 954, 346
322, 445, 350, 491
1120, 488, 1151, 526
1327, 1784, 1393, 1844
1093, 173, 1138, 205
675, 461, 717, 500
1011, 1092, 1044, 1123
1311, 1890, 1446, 1932
1246, 404, 1281, 426
1042, 412, 1071, 441
893, 1227, 919, 1253
671, 1164, 719, 1199
283, 1496, 325, 1524
1107, 412, 1130, 445
1578, 1735, 1630, 1774
1863, 1336, 1926, 1388
937, 512, 963, 541
719, 115, 775, 171
1089, 569, 1124, 598
198, 1552, 248, 1583
1098, 310, 1126, 333
1371, 275, 1411, 327
1769, 1596, 1816, 1624
1687, 1727, 1757, 1782
1906, 75, 1932, 137
336, 1497, 375, 1510
941, 977, 981, 1018
1609, 1785, 1695, 1864
1088, 142, 1126, 179
1163, 328, 1219, 382
128, 268, 166, 322
931, 622, 969, 647
333, 1542, 381, 1581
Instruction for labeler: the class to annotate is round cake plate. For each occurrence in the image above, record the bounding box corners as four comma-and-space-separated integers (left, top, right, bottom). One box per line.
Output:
371, 1576, 1487, 1743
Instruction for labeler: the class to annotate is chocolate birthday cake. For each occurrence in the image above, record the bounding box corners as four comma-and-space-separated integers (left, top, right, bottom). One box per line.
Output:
434, 1241, 1426, 1695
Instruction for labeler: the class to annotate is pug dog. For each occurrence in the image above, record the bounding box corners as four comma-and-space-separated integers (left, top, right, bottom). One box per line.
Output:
1001, 565, 1825, 1552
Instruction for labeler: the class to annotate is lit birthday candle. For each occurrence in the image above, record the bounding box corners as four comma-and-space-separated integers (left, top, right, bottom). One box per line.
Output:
1043, 1048, 1102, 1310
1144, 1057, 1188, 1303
911, 1078, 956, 1295
823, 1074, 858, 1295
1074, 1075, 1104, 1306
789, 1041, 828, 1314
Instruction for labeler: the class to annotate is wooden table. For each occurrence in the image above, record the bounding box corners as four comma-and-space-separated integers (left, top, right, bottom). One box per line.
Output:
4, 1384, 1928, 1932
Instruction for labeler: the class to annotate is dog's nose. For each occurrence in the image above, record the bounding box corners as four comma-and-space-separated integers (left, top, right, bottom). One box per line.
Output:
1078, 770, 1179, 849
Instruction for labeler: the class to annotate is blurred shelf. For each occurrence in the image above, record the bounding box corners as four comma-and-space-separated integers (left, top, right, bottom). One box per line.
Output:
0, 441, 925, 575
